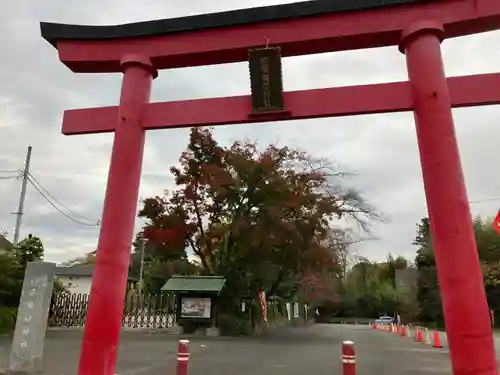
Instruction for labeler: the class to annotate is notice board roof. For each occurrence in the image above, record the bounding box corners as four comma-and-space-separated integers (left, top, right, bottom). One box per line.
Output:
161, 276, 226, 293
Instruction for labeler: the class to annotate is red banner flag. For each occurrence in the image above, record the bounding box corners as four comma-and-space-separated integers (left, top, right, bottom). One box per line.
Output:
258, 290, 267, 324
493, 210, 500, 236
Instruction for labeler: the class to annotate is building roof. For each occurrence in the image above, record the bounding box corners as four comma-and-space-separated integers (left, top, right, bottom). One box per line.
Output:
161, 276, 226, 293
0, 235, 13, 250
55, 264, 139, 282
55, 265, 94, 276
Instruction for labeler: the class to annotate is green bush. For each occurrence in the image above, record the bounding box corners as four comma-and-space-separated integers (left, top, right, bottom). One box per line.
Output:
218, 313, 250, 336
0, 307, 17, 334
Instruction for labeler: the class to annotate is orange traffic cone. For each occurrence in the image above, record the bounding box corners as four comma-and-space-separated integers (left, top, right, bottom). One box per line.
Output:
400, 325, 406, 337
416, 328, 423, 342
432, 330, 442, 348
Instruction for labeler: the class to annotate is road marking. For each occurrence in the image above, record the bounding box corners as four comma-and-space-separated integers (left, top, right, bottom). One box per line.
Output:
386, 347, 449, 353
119, 362, 176, 375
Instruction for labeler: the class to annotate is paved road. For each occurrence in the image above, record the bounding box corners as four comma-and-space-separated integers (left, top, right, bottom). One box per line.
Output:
0, 324, 454, 375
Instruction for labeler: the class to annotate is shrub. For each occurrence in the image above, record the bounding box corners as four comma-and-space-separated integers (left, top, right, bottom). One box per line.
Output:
0, 307, 17, 334
218, 313, 250, 336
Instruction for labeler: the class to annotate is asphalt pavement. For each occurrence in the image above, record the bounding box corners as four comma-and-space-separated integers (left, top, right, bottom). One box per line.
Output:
0, 324, 455, 375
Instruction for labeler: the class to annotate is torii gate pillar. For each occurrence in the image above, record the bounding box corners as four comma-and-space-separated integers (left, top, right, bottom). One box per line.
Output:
78, 55, 157, 375
400, 21, 496, 374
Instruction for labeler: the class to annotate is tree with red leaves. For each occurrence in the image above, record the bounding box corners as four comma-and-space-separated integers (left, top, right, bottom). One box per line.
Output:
139, 127, 379, 314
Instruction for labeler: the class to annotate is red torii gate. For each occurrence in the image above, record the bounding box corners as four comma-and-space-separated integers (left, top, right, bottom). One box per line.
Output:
41, 0, 500, 374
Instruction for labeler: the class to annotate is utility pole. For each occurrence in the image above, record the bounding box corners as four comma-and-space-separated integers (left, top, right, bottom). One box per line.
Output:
13, 146, 32, 246
138, 234, 145, 296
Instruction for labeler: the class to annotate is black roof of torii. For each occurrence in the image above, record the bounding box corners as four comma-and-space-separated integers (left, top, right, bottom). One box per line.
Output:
40, 0, 426, 47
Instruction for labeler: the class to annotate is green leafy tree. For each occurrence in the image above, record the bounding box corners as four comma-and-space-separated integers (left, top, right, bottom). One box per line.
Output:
377, 254, 408, 287
337, 253, 411, 319
473, 217, 500, 325
0, 234, 45, 310
0, 235, 63, 333
0, 252, 23, 308
342, 258, 389, 317
128, 233, 199, 295
413, 218, 443, 325
413, 216, 500, 326
15, 234, 44, 267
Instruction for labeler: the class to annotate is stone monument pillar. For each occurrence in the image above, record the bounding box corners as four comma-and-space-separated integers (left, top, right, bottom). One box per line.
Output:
8, 261, 56, 374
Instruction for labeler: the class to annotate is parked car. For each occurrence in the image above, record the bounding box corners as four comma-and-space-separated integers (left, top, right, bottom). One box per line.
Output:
375, 316, 394, 325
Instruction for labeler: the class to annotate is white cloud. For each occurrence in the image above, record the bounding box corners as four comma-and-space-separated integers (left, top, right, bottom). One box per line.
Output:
1, 0, 500, 264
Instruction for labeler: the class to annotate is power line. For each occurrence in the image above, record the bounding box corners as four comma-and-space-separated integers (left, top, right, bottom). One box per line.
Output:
469, 197, 500, 204
0, 168, 21, 174
26, 176, 99, 227
27, 177, 99, 227
28, 172, 98, 224
18, 167, 500, 223
0, 170, 22, 180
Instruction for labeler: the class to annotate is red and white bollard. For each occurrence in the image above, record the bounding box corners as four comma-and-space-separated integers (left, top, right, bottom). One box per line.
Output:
177, 340, 190, 375
341, 340, 356, 375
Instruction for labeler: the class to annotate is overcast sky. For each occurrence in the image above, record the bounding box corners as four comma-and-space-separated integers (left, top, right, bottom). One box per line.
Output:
1, 0, 500, 265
